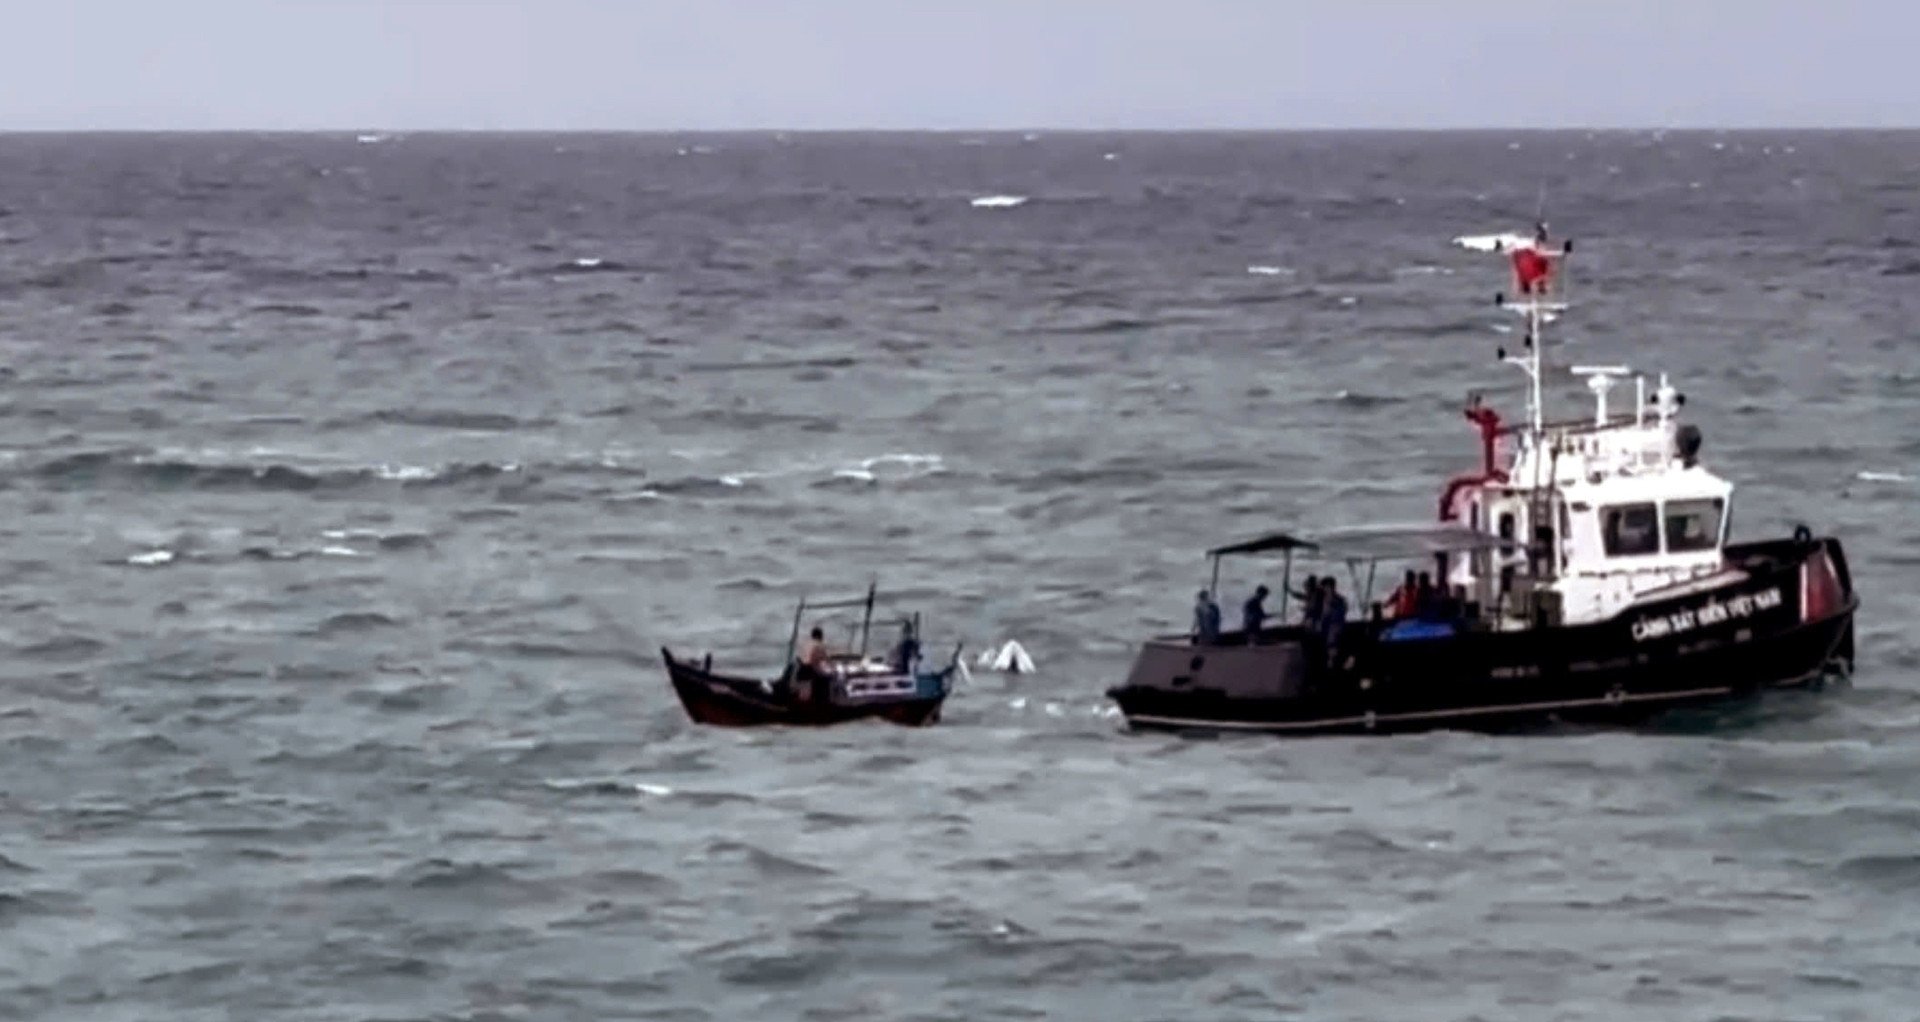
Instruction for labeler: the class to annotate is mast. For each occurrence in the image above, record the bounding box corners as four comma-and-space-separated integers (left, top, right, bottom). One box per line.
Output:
1462, 222, 1575, 595
1484, 222, 1570, 442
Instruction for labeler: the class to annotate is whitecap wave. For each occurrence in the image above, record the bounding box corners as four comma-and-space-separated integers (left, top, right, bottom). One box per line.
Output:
841, 452, 944, 482
374, 464, 439, 482
970, 195, 1028, 209
1856, 470, 1912, 482
1246, 265, 1292, 276
127, 550, 174, 566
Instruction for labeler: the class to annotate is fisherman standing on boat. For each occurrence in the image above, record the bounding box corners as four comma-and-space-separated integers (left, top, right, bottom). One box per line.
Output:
794, 626, 832, 704
891, 619, 920, 673
1192, 589, 1222, 645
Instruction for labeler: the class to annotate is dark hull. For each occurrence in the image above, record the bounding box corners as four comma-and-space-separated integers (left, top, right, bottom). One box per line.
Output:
662, 649, 949, 728
1108, 536, 1858, 737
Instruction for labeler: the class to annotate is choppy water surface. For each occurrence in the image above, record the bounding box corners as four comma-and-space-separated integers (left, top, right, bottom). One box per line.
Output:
2, 131, 1918, 1020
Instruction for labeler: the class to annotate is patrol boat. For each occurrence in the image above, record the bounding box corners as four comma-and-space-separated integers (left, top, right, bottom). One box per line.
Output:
1105, 227, 1858, 736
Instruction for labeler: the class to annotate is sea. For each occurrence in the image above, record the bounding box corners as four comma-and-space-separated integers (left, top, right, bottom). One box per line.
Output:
1, 130, 1916, 1021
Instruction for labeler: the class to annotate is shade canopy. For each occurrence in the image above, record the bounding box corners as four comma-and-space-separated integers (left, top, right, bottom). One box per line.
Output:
1205, 530, 1318, 558
1207, 522, 1524, 563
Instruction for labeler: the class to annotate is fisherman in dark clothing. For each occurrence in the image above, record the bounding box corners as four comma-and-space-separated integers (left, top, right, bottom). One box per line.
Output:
1242, 585, 1270, 643
891, 618, 920, 673
1192, 589, 1222, 645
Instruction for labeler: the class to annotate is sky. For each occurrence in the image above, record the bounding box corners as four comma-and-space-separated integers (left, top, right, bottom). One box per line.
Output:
4, 0, 1916, 131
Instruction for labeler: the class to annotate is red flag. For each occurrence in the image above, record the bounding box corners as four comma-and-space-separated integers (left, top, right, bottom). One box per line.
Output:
1510, 246, 1552, 294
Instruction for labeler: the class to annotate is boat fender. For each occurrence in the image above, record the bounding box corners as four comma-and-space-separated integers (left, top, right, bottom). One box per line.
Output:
1793, 524, 1812, 545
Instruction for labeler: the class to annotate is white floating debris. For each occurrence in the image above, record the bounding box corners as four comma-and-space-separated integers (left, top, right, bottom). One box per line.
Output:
1452, 232, 1530, 253
970, 195, 1028, 209
975, 639, 1036, 674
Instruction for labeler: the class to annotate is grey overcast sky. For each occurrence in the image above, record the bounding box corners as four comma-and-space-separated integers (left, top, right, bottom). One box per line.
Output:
6, 0, 1916, 130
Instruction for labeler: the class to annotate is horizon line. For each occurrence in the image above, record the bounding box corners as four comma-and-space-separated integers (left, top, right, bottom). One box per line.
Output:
0, 124, 1916, 136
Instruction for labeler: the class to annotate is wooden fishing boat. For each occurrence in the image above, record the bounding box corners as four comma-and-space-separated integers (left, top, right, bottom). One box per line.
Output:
661, 582, 963, 728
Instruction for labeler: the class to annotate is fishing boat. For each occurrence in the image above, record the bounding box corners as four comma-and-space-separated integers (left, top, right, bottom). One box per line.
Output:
1105, 226, 1859, 736
661, 582, 963, 727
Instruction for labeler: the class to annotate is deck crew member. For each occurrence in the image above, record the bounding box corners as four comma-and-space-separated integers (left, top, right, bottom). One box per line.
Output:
1293, 575, 1323, 629
1464, 394, 1503, 476
1241, 585, 1270, 643
1192, 589, 1222, 645
1388, 570, 1419, 619
1319, 578, 1348, 656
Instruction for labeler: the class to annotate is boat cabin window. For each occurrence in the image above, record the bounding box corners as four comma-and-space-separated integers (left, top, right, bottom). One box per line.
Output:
1601, 503, 1660, 556
1664, 497, 1725, 553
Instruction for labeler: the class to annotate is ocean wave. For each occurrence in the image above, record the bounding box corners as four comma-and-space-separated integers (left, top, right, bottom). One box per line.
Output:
824, 453, 946, 484
970, 194, 1028, 209
26, 449, 523, 493
359, 409, 551, 432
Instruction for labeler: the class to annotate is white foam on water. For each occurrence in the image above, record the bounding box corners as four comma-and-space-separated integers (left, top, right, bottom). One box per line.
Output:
572, 257, 603, 268
1857, 470, 1912, 482
127, 550, 174, 566
374, 464, 437, 481
970, 195, 1028, 209
635, 783, 673, 797
320, 546, 365, 558
1246, 265, 1291, 276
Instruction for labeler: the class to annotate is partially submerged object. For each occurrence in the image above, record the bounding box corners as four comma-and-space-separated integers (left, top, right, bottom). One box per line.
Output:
975, 640, 1036, 675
